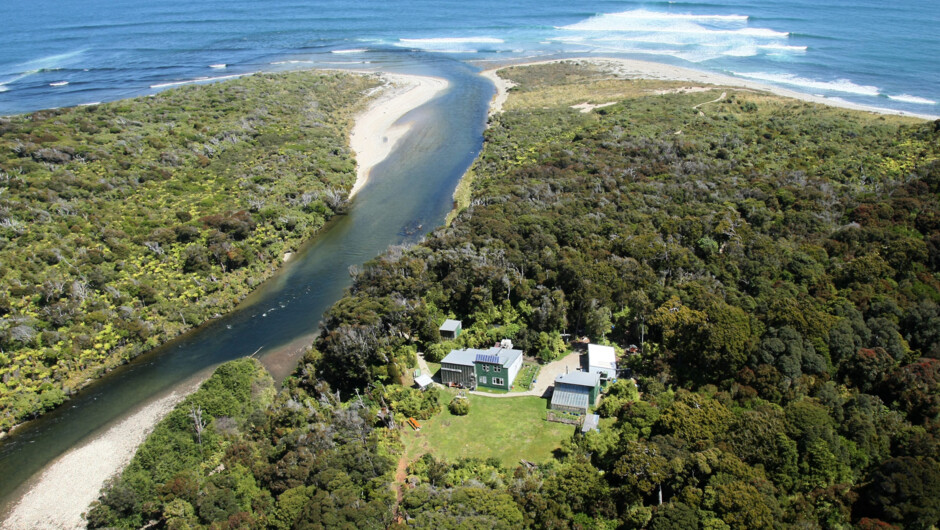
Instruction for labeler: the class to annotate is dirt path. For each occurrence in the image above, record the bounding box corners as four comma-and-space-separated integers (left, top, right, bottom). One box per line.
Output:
693, 91, 727, 116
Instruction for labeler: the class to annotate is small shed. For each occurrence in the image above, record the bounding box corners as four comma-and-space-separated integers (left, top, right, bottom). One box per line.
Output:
581, 413, 600, 433
551, 371, 601, 415
439, 319, 463, 340
587, 344, 617, 381
415, 374, 434, 390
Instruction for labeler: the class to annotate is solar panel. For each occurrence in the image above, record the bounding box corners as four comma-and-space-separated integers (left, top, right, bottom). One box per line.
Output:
475, 354, 501, 364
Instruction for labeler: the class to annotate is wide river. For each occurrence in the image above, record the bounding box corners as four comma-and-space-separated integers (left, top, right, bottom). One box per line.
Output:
0, 55, 492, 513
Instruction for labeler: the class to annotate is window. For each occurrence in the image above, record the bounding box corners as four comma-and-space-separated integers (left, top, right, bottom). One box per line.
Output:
493, 377, 504, 386
479, 376, 487, 385
483, 365, 490, 372
494, 366, 501, 373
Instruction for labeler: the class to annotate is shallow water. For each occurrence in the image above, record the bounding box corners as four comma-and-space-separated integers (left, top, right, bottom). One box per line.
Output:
0, 55, 491, 513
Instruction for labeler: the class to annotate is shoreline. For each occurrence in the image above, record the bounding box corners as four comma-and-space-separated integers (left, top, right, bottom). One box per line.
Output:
0, 376, 207, 530
481, 57, 939, 121
348, 73, 449, 199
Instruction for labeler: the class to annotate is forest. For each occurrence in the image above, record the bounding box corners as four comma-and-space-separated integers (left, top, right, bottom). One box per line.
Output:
91, 62, 939, 528
0, 71, 379, 431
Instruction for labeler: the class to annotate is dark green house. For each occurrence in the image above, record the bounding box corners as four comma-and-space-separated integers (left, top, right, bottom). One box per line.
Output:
440, 346, 524, 390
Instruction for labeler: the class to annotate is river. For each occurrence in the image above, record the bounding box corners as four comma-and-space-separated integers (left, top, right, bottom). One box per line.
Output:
0, 55, 492, 515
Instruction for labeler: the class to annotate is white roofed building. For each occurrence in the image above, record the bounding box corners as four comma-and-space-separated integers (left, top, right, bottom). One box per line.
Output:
587, 344, 617, 381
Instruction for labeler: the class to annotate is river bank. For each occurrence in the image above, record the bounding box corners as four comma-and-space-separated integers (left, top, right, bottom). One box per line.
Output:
0, 69, 454, 530
0, 377, 205, 529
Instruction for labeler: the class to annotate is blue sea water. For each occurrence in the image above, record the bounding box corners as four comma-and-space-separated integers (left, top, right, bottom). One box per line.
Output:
0, 0, 938, 116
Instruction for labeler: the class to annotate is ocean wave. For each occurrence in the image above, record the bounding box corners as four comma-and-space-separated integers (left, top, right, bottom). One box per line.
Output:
270, 60, 314, 65
731, 71, 881, 96
887, 94, 936, 106
16, 49, 86, 72
551, 9, 794, 63
50, 81, 69, 87
398, 37, 504, 44
149, 73, 251, 89
564, 11, 749, 26
558, 10, 784, 36
0, 85, 8, 93
331, 48, 368, 54
395, 36, 504, 52
758, 44, 807, 53
209, 64, 226, 69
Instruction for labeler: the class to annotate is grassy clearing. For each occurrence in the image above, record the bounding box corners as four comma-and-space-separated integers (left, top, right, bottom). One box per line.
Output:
402, 389, 574, 467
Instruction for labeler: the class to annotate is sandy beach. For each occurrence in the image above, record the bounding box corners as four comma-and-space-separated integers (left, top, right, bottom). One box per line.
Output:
348, 73, 450, 199
0, 379, 204, 530
482, 57, 939, 121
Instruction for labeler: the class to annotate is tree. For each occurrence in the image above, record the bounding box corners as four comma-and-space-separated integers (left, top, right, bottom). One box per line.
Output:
856, 457, 940, 529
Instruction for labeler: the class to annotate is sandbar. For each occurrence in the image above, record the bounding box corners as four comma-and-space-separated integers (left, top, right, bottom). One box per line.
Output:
348, 73, 449, 199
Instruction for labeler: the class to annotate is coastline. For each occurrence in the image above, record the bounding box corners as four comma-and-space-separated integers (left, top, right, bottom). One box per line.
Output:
348, 73, 449, 199
0, 69, 449, 530
481, 57, 939, 121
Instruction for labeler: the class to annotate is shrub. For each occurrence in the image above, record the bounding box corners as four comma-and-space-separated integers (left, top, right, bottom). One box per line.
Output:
448, 396, 470, 416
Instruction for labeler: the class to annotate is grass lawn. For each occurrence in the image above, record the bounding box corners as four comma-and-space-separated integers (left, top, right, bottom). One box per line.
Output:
425, 362, 440, 377
402, 390, 575, 468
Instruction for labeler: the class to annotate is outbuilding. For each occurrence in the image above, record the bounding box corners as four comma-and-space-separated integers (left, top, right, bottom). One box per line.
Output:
439, 319, 462, 340
587, 344, 617, 381
550, 371, 601, 415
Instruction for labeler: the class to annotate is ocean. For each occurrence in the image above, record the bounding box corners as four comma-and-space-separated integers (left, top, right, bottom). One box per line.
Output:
0, 0, 938, 116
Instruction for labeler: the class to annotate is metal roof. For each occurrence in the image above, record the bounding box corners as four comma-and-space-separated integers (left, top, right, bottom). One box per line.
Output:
588, 344, 617, 370
439, 319, 462, 332
442, 347, 524, 368
415, 374, 434, 388
551, 387, 589, 411
441, 349, 478, 367
555, 371, 600, 387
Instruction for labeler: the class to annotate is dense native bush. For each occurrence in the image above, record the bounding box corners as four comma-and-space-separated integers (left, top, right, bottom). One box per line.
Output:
97, 62, 940, 528
0, 71, 379, 431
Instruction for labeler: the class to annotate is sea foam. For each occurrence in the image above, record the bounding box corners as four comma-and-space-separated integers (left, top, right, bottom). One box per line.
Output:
555, 9, 795, 63
731, 71, 881, 96
150, 73, 250, 89
887, 94, 936, 106
396, 36, 504, 53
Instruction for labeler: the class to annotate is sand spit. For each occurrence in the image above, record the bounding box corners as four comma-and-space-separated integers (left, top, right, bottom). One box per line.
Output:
481, 69, 516, 117
482, 57, 938, 120
1, 380, 204, 530
348, 73, 449, 199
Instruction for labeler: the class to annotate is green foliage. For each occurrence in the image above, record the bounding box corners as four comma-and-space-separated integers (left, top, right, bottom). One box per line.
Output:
95, 62, 940, 529
383, 384, 441, 420
87, 359, 398, 529
448, 395, 470, 415
0, 71, 380, 431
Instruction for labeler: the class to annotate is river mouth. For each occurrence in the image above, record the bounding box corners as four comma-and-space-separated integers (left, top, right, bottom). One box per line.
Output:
0, 57, 492, 517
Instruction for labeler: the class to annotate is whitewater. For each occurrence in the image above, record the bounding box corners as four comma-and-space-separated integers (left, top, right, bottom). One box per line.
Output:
0, 0, 937, 116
